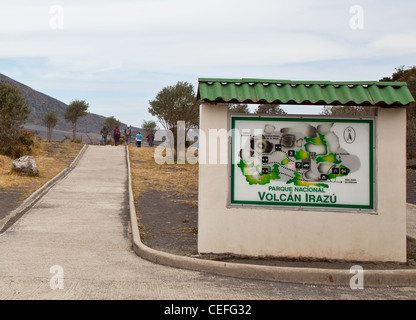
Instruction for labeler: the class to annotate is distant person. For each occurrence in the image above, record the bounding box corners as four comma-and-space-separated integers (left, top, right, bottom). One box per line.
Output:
136, 131, 143, 147
124, 125, 132, 146
147, 133, 155, 147
100, 126, 109, 146
113, 126, 121, 146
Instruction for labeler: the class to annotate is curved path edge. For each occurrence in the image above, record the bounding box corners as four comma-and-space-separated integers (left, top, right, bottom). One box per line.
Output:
126, 146, 416, 288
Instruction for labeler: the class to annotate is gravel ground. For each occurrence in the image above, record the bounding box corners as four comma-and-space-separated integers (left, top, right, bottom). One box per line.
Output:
138, 168, 416, 270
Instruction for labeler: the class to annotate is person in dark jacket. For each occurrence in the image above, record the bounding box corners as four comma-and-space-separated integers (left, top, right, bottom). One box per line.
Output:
100, 126, 109, 146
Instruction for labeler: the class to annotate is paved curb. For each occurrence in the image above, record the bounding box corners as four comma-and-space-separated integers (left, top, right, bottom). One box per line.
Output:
126, 146, 416, 288
0, 144, 89, 233
407, 203, 416, 241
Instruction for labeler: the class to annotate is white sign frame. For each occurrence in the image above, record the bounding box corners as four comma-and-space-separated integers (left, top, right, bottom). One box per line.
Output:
229, 114, 376, 212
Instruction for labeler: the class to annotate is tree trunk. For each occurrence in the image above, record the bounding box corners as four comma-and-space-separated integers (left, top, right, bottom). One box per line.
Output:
72, 121, 77, 141
47, 126, 52, 142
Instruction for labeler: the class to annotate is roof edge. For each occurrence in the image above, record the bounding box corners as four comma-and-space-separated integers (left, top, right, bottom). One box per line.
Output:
197, 78, 407, 87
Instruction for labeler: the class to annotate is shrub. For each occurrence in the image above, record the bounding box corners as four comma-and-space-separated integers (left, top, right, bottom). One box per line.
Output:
4, 130, 37, 159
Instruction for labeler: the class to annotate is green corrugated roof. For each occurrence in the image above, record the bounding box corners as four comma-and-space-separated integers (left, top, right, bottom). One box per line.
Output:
196, 78, 415, 107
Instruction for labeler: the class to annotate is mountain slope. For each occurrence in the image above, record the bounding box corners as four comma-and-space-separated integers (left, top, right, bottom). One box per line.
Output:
0, 73, 111, 134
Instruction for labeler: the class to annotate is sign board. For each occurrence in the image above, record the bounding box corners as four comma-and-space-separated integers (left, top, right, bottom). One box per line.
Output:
230, 115, 375, 211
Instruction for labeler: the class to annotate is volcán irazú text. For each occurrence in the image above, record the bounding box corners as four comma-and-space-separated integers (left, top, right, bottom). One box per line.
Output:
258, 191, 337, 204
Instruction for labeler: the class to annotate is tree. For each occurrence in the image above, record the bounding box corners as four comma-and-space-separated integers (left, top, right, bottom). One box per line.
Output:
228, 104, 250, 113
42, 110, 58, 142
148, 81, 199, 158
387, 65, 416, 82
103, 116, 121, 137
255, 104, 287, 115
0, 83, 30, 156
64, 99, 89, 141
142, 119, 158, 137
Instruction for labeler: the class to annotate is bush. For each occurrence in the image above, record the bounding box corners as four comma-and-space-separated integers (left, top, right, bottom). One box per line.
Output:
3, 130, 37, 159
0, 83, 30, 157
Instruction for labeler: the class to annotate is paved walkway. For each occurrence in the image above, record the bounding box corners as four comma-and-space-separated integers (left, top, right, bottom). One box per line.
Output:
0, 145, 415, 300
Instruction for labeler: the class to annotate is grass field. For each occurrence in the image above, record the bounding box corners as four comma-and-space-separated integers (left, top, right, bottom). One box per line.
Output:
128, 145, 199, 207
0, 139, 84, 200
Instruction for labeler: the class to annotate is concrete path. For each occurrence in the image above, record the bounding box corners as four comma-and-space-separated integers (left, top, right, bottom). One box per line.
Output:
0, 145, 415, 300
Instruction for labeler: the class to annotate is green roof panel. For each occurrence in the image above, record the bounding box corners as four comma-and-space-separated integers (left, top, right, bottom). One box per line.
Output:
197, 78, 415, 107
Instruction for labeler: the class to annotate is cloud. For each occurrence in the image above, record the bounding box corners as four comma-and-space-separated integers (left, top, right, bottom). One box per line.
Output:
0, 0, 415, 125
370, 33, 416, 55
1, 1, 412, 71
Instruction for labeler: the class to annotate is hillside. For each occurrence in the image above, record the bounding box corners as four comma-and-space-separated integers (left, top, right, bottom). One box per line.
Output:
0, 73, 140, 142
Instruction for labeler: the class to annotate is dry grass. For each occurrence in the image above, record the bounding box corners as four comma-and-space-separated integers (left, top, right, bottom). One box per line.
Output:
0, 139, 84, 199
128, 145, 199, 208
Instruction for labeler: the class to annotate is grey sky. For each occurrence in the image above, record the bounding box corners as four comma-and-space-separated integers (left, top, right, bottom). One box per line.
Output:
0, 0, 415, 126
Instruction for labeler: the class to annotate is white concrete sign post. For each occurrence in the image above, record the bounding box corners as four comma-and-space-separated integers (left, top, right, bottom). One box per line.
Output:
198, 103, 407, 263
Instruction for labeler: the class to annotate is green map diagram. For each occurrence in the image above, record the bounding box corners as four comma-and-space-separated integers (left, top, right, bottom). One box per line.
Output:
237, 122, 361, 188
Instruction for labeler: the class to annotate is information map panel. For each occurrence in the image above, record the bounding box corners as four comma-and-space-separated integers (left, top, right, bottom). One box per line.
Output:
230, 116, 375, 211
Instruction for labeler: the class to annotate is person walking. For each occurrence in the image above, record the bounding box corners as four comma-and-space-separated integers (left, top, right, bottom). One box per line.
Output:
100, 126, 109, 146
147, 133, 155, 147
124, 125, 132, 146
113, 126, 121, 146
136, 131, 143, 148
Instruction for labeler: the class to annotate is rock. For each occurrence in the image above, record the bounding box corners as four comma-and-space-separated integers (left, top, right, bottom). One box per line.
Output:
12, 156, 38, 175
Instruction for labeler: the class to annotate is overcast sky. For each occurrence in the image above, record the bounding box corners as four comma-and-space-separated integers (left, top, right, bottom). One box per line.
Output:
0, 0, 415, 127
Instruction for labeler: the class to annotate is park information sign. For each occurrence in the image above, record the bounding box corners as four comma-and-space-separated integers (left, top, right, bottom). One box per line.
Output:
230, 115, 375, 211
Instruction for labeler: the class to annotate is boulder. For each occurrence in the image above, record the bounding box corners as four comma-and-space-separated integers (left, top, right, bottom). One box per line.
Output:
12, 156, 38, 175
